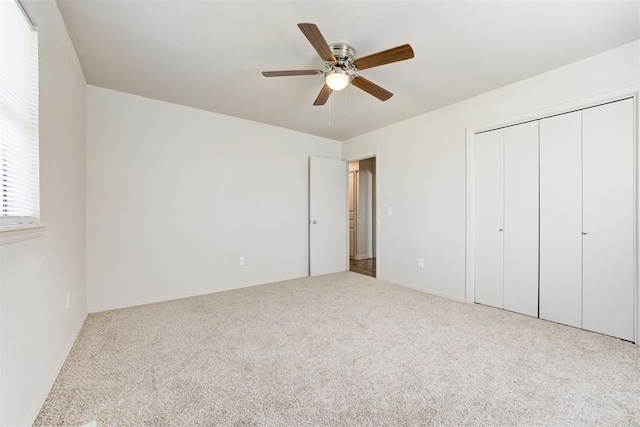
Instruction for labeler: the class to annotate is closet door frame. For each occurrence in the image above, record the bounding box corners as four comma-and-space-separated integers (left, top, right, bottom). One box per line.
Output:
465, 90, 638, 344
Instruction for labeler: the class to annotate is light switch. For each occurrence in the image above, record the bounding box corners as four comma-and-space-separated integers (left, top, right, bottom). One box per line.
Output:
387, 207, 393, 216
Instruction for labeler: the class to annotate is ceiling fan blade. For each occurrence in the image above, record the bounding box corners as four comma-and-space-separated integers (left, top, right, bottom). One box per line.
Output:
351, 76, 393, 101
353, 44, 414, 71
297, 23, 336, 62
313, 84, 333, 106
262, 70, 322, 77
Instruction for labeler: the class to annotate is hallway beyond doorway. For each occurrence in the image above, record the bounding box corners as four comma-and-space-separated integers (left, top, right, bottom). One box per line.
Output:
349, 257, 376, 278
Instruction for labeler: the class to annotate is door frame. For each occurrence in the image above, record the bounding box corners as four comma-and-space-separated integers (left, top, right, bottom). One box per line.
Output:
465, 87, 639, 344
344, 152, 379, 279
348, 169, 359, 258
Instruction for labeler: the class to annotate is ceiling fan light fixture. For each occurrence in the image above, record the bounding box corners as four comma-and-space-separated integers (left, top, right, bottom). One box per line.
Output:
325, 69, 350, 91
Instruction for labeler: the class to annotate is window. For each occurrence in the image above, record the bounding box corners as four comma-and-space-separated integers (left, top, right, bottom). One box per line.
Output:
0, 0, 39, 228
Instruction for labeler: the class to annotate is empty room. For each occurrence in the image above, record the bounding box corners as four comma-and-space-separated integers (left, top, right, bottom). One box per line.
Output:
1, 0, 640, 425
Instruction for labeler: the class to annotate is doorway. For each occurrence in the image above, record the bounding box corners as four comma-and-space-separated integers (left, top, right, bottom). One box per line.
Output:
348, 157, 376, 278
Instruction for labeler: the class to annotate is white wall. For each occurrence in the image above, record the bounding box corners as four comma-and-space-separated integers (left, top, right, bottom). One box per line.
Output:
0, 0, 87, 425
343, 40, 640, 301
86, 86, 341, 312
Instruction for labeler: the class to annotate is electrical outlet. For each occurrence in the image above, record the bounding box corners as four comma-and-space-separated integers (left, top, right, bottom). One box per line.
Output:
239, 256, 245, 266
417, 258, 424, 268
66, 291, 71, 309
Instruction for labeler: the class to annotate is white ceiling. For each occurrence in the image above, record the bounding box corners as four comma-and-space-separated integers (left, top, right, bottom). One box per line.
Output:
56, 0, 639, 141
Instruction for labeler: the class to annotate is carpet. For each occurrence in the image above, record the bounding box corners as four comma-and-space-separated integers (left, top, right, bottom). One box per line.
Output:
35, 272, 640, 425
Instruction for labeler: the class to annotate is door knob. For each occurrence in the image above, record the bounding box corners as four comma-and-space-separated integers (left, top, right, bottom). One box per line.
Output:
582, 231, 588, 235
310, 220, 318, 224
499, 228, 503, 232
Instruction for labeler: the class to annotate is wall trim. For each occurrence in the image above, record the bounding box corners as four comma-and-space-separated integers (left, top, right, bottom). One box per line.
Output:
88, 274, 309, 313
353, 254, 374, 261
26, 312, 87, 425
380, 277, 466, 303
635, 93, 639, 346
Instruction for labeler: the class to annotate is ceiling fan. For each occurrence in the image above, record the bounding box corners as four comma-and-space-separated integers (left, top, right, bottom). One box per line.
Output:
262, 23, 414, 106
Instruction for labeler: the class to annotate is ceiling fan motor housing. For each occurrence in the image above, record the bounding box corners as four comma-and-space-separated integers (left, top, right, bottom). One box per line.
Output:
330, 44, 356, 70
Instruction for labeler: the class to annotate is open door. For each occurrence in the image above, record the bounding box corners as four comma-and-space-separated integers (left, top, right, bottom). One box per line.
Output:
309, 157, 348, 276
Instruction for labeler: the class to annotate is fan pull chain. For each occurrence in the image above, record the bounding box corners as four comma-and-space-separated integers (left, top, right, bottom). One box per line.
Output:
328, 94, 331, 126
344, 85, 349, 118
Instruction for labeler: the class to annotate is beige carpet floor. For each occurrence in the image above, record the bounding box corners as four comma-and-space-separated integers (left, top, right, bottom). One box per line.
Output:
36, 272, 640, 426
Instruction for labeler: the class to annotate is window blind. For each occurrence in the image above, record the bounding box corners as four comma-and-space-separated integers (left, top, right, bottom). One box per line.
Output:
0, 0, 39, 227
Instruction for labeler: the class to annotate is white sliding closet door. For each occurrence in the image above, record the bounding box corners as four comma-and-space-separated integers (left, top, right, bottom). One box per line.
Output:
503, 122, 539, 317
582, 99, 635, 341
539, 111, 583, 328
474, 129, 504, 309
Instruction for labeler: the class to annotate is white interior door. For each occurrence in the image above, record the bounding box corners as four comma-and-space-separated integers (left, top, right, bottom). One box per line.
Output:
582, 99, 635, 341
503, 121, 539, 317
539, 111, 583, 328
309, 157, 348, 276
474, 129, 504, 309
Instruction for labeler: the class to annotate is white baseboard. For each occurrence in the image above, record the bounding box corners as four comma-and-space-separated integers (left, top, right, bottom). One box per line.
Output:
89, 286, 252, 313
26, 312, 87, 426
378, 277, 466, 303
88, 274, 309, 313
353, 254, 374, 260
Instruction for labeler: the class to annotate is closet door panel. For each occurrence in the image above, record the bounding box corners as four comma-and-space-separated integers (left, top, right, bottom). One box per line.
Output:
582, 99, 635, 341
539, 111, 583, 328
474, 129, 504, 309
503, 121, 539, 317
